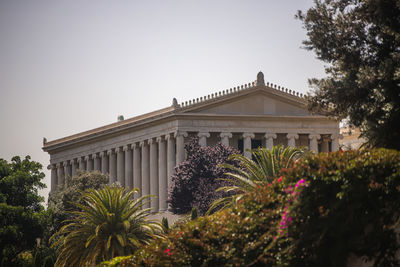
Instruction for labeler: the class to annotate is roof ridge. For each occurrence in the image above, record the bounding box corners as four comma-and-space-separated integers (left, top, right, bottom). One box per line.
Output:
178, 79, 307, 109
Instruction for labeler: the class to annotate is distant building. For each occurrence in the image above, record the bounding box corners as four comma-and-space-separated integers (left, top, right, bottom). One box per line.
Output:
340, 125, 366, 150
42, 72, 340, 212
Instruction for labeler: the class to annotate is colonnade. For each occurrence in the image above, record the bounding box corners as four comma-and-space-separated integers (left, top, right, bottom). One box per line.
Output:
49, 130, 340, 212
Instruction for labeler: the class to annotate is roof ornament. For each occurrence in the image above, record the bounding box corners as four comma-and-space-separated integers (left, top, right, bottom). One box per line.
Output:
256, 71, 265, 86
172, 98, 179, 109
43, 137, 47, 146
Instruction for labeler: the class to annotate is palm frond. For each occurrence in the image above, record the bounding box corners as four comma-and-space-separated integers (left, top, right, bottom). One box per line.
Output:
50, 185, 163, 266
208, 145, 305, 214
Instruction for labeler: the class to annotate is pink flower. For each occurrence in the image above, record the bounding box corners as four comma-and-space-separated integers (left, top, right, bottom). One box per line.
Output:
277, 176, 283, 183
164, 248, 170, 253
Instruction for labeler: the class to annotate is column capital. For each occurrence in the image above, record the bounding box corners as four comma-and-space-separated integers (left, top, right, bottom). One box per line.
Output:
69, 159, 75, 164
62, 161, 68, 167
156, 136, 165, 143
197, 132, 210, 138
115, 147, 123, 153
84, 155, 90, 161
165, 133, 173, 141
174, 131, 188, 138
56, 162, 62, 168
242, 132, 255, 139
131, 142, 139, 149
139, 140, 149, 147
309, 134, 321, 140
220, 132, 232, 138
264, 133, 277, 139
148, 138, 156, 145
123, 145, 130, 152
287, 133, 299, 139
99, 151, 106, 157
107, 150, 114, 156
92, 154, 98, 159
77, 157, 84, 163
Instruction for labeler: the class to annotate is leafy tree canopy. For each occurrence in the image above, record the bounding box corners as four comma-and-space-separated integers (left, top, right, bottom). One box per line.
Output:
169, 138, 239, 215
0, 156, 47, 264
48, 170, 109, 234
298, 0, 400, 149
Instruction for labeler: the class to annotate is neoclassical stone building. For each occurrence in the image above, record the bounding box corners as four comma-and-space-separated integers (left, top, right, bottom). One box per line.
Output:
43, 72, 340, 212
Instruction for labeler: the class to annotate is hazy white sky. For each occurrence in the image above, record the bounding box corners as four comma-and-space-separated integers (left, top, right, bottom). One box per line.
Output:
0, 0, 326, 202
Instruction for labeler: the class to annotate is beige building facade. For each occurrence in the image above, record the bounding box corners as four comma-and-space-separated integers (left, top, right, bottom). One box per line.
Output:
43, 72, 340, 212
340, 125, 365, 150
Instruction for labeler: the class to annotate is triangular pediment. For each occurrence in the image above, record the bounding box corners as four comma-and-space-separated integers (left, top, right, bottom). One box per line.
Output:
180, 87, 309, 116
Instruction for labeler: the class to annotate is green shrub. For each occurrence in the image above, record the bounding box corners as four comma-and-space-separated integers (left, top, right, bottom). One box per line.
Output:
282, 149, 400, 266
103, 149, 400, 266
106, 182, 289, 266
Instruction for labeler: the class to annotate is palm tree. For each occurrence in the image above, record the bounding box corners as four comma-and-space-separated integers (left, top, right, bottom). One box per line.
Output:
50, 186, 163, 267
208, 145, 305, 213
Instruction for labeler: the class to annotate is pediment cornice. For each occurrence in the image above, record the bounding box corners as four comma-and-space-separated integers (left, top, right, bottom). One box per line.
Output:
173, 84, 307, 114
43, 72, 317, 152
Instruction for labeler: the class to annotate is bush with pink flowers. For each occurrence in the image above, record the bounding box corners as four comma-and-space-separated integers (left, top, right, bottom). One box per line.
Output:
102, 149, 400, 267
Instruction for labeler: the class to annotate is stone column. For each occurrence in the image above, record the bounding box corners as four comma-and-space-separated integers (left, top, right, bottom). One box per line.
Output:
321, 135, 330, 153
124, 145, 133, 188
264, 133, 277, 150
86, 155, 93, 171
116, 147, 125, 186
175, 131, 188, 164
287, 133, 299, 148
166, 134, 175, 196
77, 157, 86, 171
157, 136, 167, 211
100, 151, 108, 174
242, 132, 255, 158
140, 141, 150, 208
56, 163, 64, 186
331, 133, 341, 152
108, 150, 117, 184
309, 134, 321, 153
198, 132, 210, 147
220, 132, 232, 146
93, 154, 101, 171
49, 164, 57, 192
71, 159, 77, 177
63, 161, 71, 182
149, 138, 159, 211
133, 143, 141, 195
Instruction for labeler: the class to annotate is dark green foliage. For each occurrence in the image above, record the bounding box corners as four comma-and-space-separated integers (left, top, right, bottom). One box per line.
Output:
42, 256, 54, 267
190, 207, 198, 220
47, 170, 108, 234
162, 217, 169, 232
103, 149, 400, 266
33, 246, 56, 267
169, 138, 240, 215
282, 149, 400, 266
0, 156, 47, 265
298, 0, 400, 149
111, 184, 286, 266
